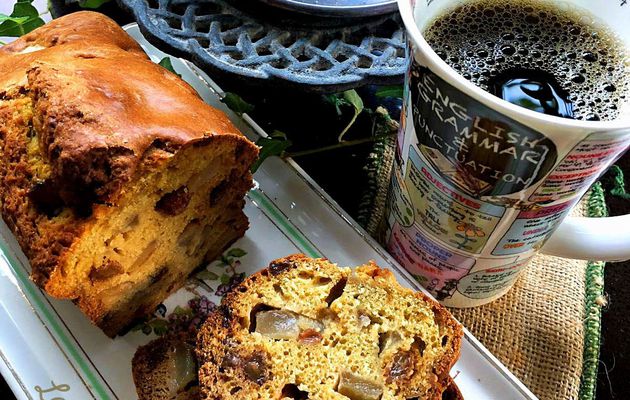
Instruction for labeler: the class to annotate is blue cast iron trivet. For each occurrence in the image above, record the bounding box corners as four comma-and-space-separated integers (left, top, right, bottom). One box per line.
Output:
117, 0, 407, 92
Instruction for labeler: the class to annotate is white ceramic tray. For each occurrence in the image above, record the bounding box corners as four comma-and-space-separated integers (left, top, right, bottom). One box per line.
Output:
0, 25, 538, 400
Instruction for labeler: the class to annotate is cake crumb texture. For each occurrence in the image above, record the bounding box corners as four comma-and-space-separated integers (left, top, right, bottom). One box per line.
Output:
197, 254, 463, 400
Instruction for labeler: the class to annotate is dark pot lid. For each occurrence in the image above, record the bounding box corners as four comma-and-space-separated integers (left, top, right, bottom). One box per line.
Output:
257, 0, 398, 17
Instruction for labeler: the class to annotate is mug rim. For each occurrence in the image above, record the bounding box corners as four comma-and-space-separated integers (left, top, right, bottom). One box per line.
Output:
397, 0, 630, 131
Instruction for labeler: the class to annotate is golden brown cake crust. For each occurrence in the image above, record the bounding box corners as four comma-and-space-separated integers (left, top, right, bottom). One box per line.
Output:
0, 12, 258, 335
0, 12, 145, 97
0, 11, 143, 57
0, 12, 255, 282
442, 378, 464, 400
196, 254, 463, 400
1, 12, 246, 207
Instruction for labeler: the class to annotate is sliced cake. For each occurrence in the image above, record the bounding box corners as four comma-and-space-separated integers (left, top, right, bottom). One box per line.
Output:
196, 254, 463, 399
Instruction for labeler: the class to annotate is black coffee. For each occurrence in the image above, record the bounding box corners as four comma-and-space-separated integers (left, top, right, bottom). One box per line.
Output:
423, 0, 629, 121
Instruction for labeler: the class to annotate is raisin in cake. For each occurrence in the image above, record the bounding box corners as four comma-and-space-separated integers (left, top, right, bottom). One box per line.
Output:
197, 255, 463, 399
0, 12, 258, 336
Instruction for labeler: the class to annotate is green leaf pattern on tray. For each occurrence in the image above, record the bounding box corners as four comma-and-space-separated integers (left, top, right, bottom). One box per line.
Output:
130, 247, 248, 336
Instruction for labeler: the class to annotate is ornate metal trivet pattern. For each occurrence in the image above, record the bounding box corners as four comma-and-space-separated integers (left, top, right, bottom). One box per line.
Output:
118, 0, 407, 91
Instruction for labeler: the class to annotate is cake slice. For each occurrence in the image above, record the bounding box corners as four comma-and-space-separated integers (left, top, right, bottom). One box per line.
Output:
133, 333, 200, 400
0, 12, 258, 336
442, 378, 464, 400
132, 335, 463, 400
196, 254, 463, 399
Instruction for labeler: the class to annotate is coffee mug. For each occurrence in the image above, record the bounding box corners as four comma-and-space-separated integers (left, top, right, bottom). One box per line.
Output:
381, 0, 630, 307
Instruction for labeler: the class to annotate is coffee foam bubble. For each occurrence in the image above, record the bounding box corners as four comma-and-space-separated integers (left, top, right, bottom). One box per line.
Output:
424, 0, 630, 121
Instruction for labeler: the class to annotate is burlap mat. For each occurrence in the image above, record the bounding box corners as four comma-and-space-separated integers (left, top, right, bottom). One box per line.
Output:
361, 136, 606, 400
450, 217, 587, 399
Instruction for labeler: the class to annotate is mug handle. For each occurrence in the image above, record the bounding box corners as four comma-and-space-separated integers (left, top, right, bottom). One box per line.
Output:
542, 215, 630, 261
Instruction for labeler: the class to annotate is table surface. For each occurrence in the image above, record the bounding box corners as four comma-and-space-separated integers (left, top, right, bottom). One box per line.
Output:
0, 2, 628, 400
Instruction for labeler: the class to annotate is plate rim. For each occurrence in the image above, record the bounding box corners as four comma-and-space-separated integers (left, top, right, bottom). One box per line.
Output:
0, 22, 538, 400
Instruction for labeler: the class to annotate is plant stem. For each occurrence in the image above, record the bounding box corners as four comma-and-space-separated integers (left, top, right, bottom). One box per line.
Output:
337, 111, 359, 142
228, 261, 237, 275
288, 133, 396, 158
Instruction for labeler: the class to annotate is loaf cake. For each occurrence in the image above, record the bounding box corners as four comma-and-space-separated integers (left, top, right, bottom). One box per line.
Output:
196, 254, 463, 399
0, 12, 258, 336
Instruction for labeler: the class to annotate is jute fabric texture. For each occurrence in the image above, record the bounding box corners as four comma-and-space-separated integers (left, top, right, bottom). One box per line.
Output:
450, 252, 587, 400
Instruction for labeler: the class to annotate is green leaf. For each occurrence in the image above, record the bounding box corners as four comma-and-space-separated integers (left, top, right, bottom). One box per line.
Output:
158, 57, 181, 77
78, 0, 112, 8
375, 85, 404, 99
220, 273, 231, 284
337, 90, 364, 142
0, 1, 45, 37
150, 319, 169, 335
0, 14, 28, 25
172, 306, 193, 316
250, 133, 292, 173
269, 130, 288, 140
226, 248, 247, 258
323, 94, 349, 116
130, 321, 146, 332
196, 270, 219, 281
342, 90, 364, 115
222, 92, 254, 115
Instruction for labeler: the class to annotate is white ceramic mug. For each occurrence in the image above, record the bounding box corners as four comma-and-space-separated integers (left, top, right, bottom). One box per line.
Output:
382, 0, 630, 307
